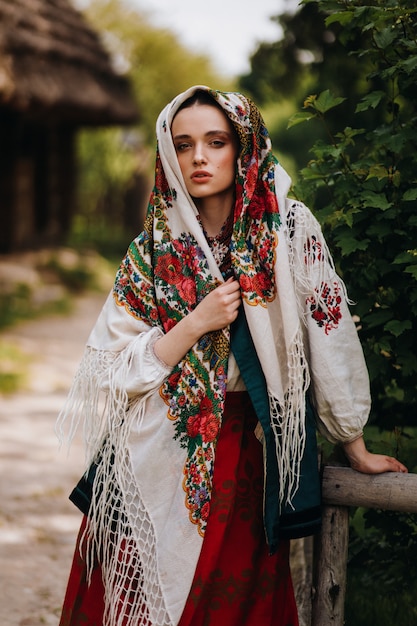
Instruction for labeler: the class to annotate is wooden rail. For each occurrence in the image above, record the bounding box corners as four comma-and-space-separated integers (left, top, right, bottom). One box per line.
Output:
310, 467, 417, 626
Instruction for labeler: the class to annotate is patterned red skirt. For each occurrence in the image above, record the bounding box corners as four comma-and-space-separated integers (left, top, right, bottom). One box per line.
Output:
59, 391, 299, 626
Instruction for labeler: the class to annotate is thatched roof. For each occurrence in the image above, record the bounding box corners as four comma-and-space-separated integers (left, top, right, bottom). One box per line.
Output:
0, 0, 138, 124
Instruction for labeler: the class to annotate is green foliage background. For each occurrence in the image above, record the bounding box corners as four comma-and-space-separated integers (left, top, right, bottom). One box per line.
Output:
293, 2, 417, 623
289, 0, 417, 430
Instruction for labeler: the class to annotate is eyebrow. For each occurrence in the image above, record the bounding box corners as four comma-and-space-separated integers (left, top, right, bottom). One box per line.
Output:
173, 130, 232, 141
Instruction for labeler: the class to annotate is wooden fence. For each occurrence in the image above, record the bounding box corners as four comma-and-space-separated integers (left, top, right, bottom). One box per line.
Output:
310, 467, 417, 625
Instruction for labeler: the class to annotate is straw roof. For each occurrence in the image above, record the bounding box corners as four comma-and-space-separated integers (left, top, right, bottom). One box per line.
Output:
0, 0, 138, 124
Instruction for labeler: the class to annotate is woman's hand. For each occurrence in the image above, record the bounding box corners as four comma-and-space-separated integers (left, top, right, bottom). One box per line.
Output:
191, 277, 241, 335
154, 278, 241, 368
343, 436, 408, 474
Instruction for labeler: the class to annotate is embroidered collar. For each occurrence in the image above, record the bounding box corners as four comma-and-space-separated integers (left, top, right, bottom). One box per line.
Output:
197, 211, 234, 278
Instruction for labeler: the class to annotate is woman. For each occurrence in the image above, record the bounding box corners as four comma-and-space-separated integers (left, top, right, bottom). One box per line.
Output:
58, 86, 407, 626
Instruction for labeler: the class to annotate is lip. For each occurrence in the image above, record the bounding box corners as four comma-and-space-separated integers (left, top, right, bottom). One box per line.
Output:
191, 170, 212, 182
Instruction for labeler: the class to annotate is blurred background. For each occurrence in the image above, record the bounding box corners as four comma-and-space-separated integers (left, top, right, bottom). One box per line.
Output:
0, 0, 416, 624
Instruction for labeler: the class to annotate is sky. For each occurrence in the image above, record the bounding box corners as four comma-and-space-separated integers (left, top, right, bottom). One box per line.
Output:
127, 0, 288, 77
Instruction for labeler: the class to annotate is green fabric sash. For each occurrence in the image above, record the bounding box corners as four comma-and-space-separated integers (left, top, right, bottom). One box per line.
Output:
230, 307, 322, 554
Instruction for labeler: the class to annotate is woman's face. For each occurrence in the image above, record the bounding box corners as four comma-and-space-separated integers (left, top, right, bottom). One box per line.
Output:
171, 104, 238, 206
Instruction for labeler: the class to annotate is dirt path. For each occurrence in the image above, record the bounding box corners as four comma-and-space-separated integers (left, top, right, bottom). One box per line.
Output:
0, 293, 107, 626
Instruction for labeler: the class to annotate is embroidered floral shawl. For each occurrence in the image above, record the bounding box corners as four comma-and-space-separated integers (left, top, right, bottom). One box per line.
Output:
57, 86, 370, 626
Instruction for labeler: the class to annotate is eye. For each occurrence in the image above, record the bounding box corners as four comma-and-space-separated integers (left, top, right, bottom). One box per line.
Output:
210, 139, 226, 148
175, 142, 191, 152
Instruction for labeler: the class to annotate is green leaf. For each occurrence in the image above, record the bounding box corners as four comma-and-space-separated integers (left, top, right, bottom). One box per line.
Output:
403, 188, 417, 201
363, 309, 393, 329
335, 127, 365, 147
325, 11, 354, 27
366, 165, 389, 181
393, 250, 417, 265
405, 265, 417, 280
374, 28, 396, 50
361, 191, 392, 210
340, 127, 366, 139
384, 320, 412, 337
298, 167, 326, 181
313, 89, 346, 114
335, 233, 370, 255
287, 111, 317, 128
355, 91, 385, 113
400, 55, 417, 74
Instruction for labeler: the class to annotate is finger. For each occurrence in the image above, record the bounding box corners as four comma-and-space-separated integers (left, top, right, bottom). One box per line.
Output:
219, 285, 240, 302
222, 279, 240, 293
386, 456, 408, 473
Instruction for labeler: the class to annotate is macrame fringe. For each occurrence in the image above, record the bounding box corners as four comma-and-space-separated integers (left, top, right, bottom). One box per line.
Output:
57, 345, 173, 626
268, 325, 310, 508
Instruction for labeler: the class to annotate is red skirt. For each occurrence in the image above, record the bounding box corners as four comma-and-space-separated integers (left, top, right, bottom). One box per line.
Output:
59, 392, 299, 626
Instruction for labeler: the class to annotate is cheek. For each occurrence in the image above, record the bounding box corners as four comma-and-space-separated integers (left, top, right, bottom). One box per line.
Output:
177, 154, 188, 175
218, 151, 236, 176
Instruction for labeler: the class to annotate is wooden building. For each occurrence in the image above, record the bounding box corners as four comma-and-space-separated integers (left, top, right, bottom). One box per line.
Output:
0, 0, 138, 253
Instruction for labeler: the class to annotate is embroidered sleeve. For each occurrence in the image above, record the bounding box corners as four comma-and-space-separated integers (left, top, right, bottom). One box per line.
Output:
117, 326, 173, 397
286, 200, 370, 444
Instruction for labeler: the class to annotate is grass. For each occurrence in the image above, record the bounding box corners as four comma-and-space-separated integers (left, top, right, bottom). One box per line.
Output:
0, 247, 115, 332
0, 246, 116, 393
0, 340, 29, 394
0, 285, 72, 332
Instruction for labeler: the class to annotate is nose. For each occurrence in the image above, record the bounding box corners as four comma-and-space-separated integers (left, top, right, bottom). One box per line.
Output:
192, 143, 207, 165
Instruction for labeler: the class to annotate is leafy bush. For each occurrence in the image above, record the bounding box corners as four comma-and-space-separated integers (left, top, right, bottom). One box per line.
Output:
346, 506, 417, 625
290, 2, 417, 623
291, 0, 417, 429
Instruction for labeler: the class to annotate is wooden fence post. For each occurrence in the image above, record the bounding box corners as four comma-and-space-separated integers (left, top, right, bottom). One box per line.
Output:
310, 467, 417, 625
311, 504, 349, 626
